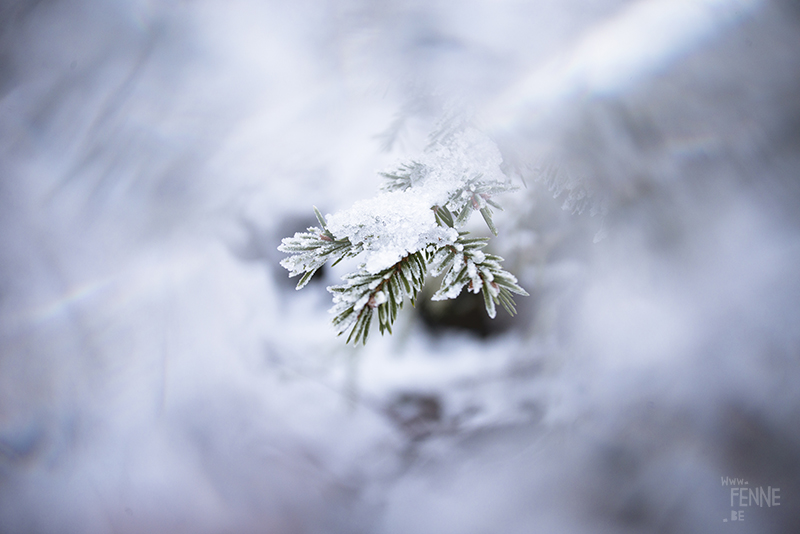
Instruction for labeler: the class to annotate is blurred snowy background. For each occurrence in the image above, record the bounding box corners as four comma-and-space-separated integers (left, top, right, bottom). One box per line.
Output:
1, 0, 799, 532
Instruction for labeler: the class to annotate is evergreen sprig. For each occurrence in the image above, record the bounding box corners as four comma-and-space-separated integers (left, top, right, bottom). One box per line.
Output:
329, 251, 426, 345
279, 127, 528, 345
379, 161, 426, 192
278, 207, 361, 289
442, 174, 510, 236
429, 233, 529, 318
280, 204, 527, 344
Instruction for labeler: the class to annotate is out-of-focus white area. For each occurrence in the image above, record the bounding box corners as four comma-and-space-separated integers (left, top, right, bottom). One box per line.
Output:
1, 0, 799, 532
487, 0, 762, 122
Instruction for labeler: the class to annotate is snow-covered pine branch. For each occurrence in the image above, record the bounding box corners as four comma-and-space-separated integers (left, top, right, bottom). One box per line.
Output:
278, 207, 363, 289
279, 127, 528, 344
429, 233, 528, 319
329, 251, 427, 345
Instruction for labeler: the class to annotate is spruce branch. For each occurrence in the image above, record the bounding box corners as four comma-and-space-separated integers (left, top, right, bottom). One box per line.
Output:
444, 174, 511, 236
379, 162, 426, 192
329, 251, 427, 345
278, 126, 529, 344
278, 207, 361, 289
429, 233, 528, 318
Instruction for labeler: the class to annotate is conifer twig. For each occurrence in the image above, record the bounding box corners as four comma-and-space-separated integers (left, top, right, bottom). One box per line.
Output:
278, 126, 529, 344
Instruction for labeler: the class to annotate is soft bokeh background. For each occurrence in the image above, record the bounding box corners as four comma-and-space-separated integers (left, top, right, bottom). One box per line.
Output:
1, 0, 799, 532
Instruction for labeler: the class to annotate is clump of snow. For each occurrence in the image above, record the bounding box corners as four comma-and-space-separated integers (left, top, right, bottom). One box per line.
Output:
372, 290, 388, 306
326, 128, 507, 273
327, 190, 458, 273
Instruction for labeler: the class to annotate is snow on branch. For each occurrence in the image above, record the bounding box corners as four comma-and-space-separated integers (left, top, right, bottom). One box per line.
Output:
279, 127, 528, 344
